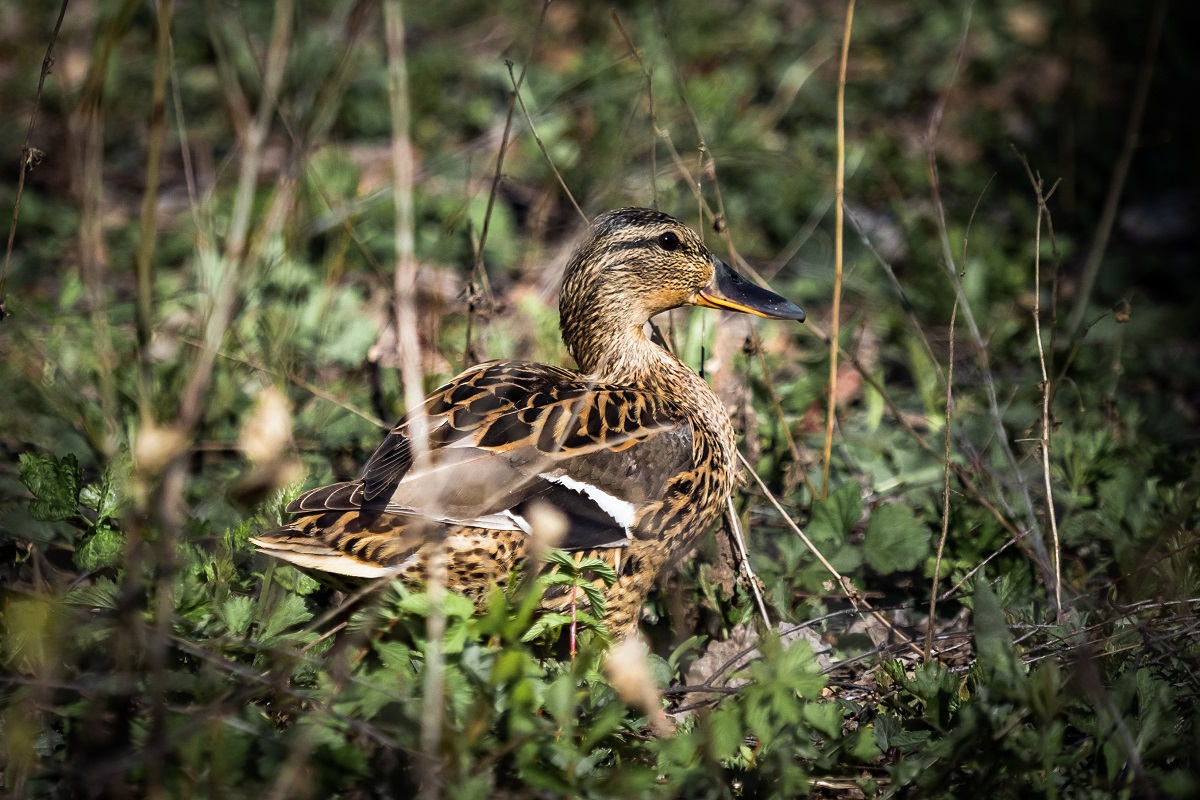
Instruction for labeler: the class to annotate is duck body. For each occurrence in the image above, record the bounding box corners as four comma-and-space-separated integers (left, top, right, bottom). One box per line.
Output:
253, 208, 804, 637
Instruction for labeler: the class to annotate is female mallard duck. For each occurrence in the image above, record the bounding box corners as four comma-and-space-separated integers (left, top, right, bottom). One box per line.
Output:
253, 208, 804, 636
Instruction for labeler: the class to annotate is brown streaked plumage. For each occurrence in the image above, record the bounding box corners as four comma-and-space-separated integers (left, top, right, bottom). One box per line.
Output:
252, 208, 805, 637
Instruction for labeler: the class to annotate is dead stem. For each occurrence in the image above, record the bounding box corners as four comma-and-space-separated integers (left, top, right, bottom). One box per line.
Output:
466, 1, 550, 365
75, 1, 140, 454
926, 174, 992, 657
380, 2, 441, 795
927, 258, 959, 659
752, 338, 819, 500
134, 0, 174, 420
923, 0, 1051, 586
725, 496, 772, 629
609, 11, 659, 209
1, 0, 69, 319
737, 452, 924, 659
506, 61, 588, 225
822, 0, 854, 499
176, 0, 293, 436
1015, 152, 1065, 622
844, 204, 945, 386
139, 6, 175, 796
179, 334, 387, 429
1065, 0, 1166, 339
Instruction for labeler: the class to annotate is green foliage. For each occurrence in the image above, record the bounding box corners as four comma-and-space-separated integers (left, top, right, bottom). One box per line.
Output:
522, 549, 618, 644
864, 502, 930, 576
19, 452, 83, 523
873, 574, 1200, 798
2, 0, 1199, 796
18, 452, 126, 571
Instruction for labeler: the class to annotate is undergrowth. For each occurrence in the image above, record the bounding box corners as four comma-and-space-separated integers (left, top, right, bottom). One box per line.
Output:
2, 1, 1198, 797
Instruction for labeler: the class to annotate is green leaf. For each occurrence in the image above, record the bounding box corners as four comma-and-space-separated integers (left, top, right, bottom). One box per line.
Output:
272, 564, 322, 596
260, 593, 312, 640
522, 613, 572, 642
542, 549, 619, 587
847, 725, 882, 762
73, 524, 125, 572
79, 469, 121, 521
647, 653, 671, 688
708, 705, 744, 761
579, 582, 607, 618
668, 635, 705, 674
64, 577, 120, 610
398, 591, 476, 620
19, 452, 82, 522
544, 672, 576, 726
806, 483, 862, 546
373, 640, 416, 678
864, 502, 930, 574
803, 701, 842, 738
971, 572, 1022, 688
219, 596, 257, 638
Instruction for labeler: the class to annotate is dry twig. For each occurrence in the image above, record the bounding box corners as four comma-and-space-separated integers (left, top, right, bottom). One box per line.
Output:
822, 0, 855, 498
1015, 151, 1065, 621
725, 496, 772, 629
1065, 0, 1167, 339
381, 2, 441, 796
506, 61, 588, 225
1, 0, 69, 320
738, 452, 923, 659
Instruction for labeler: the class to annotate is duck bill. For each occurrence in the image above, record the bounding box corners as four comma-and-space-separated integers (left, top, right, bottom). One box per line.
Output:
695, 258, 806, 321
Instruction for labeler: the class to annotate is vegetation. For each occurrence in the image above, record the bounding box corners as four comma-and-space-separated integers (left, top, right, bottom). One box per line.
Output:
2, 1, 1197, 797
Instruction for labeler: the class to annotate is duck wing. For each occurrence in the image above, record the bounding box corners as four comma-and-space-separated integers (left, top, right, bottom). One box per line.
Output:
286, 361, 695, 551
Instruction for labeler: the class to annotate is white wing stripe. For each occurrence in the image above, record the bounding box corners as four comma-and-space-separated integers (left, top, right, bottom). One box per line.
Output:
541, 473, 636, 537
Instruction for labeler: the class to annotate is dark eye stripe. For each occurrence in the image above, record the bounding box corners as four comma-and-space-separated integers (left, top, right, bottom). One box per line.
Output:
601, 237, 693, 256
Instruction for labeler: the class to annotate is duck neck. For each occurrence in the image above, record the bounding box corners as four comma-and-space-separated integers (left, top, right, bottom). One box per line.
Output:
569, 322, 680, 384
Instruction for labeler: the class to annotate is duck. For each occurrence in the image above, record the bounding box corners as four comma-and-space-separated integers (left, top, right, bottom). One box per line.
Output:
252, 208, 805, 637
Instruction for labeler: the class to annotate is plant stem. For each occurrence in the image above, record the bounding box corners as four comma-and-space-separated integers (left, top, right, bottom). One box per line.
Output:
822, 0, 854, 498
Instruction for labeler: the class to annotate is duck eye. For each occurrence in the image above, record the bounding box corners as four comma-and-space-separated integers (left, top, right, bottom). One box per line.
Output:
657, 231, 681, 251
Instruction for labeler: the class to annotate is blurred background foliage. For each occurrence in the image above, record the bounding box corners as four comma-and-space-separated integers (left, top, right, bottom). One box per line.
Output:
1, 0, 1198, 797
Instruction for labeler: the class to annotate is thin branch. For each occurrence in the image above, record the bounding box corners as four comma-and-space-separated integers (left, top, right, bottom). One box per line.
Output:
179, 335, 386, 429
844, 204, 945, 386
176, 0, 293, 436
1, 0, 69, 320
822, 0, 854, 498
923, 0, 1050, 582
609, 11, 659, 209
1016, 151, 1065, 621
1065, 0, 1167, 339
752, 337, 819, 500
141, 6, 176, 796
738, 452, 924, 658
938, 527, 1032, 602
133, 0, 174, 418
381, 3, 440, 797
926, 259, 959, 659
926, 175, 991, 657
725, 496, 771, 629
466, 0, 551, 365
804, 315, 1031, 560
506, 61, 588, 225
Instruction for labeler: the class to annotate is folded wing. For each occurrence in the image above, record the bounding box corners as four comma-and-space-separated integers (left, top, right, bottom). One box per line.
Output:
265, 362, 695, 564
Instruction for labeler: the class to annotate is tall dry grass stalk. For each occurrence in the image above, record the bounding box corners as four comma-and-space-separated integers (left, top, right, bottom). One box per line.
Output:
380, 2, 445, 796
1065, 0, 1166, 339
1, 0, 70, 320
821, 0, 854, 499
1017, 154, 1065, 622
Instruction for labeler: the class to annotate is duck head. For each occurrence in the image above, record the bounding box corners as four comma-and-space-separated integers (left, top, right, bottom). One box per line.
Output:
560, 208, 805, 372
